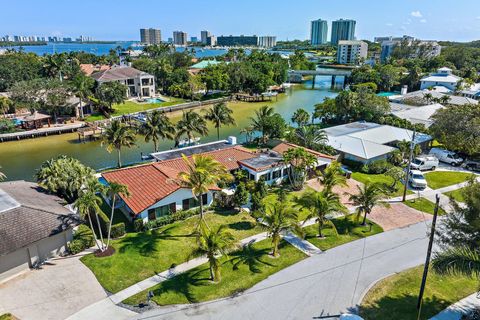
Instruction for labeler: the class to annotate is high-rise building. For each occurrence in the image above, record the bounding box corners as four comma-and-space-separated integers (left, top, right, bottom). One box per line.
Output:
336, 40, 368, 64
201, 30, 211, 44
310, 19, 328, 45
217, 35, 258, 47
191, 36, 198, 43
258, 36, 277, 48
206, 35, 217, 46
140, 28, 162, 45
331, 19, 356, 46
173, 31, 188, 46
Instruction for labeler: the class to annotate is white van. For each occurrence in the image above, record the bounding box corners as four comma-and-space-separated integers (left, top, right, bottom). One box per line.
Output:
410, 156, 439, 171
408, 170, 428, 189
429, 148, 463, 166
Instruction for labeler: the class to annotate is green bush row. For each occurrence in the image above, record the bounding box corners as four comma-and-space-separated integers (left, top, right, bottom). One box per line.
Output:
342, 158, 393, 174
110, 222, 126, 238
140, 208, 201, 231
68, 225, 95, 255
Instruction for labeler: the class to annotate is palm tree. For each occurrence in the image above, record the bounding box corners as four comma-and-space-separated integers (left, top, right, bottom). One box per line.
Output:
140, 110, 175, 152
72, 74, 94, 119
102, 120, 136, 168
295, 126, 328, 150
295, 189, 346, 238
0, 96, 13, 118
432, 247, 480, 287
175, 111, 208, 144
105, 182, 130, 248
348, 182, 389, 225
203, 103, 236, 140
177, 155, 231, 221
318, 161, 347, 194
423, 93, 434, 104
439, 95, 451, 105
249, 105, 274, 144
291, 108, 310, 127
194, 222, 237, 282
240, 126, 255, 144
260, 201, 302, 257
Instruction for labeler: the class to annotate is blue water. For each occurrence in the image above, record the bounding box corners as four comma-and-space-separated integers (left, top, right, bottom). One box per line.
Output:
145, 98, 164, 104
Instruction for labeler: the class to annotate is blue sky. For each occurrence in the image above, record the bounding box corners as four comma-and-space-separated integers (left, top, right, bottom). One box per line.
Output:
2, 0, 480, 42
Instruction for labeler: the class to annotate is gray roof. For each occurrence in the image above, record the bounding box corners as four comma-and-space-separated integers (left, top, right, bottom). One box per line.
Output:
91, 66, 153, 82
0, 181, 79, 256
392, 90, 478, 106
391, 103, 444, 127
239, 154, 283, 171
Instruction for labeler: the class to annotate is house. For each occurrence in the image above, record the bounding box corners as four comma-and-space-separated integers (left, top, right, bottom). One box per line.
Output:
187, 60, 223, 75
103, 139, 334, 223
91, 66, 155, 98
390, 89, 479, 106
459, 83, 480, 101
390, 102, 444, 127
0, 181, 79, 282
420, 67, 462, 91
323, 122, 432, 163
80, 64, 110, 76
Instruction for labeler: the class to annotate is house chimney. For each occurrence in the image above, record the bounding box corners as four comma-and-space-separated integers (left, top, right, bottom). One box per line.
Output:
227, 136, 237, 145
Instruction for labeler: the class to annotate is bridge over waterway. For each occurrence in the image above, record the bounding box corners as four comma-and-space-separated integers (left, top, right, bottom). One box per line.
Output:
287, 68, 353, 89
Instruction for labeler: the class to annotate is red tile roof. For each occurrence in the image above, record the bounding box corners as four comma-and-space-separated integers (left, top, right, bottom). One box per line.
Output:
272, 142, 336, 160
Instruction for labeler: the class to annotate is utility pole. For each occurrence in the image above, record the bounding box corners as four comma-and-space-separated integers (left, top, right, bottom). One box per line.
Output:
416, 194, 440, 320
403, 128, 416, 202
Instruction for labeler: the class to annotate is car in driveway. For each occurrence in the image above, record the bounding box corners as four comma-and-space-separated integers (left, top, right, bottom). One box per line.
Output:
410, 156, 439, 171
464, 159, 480, 172
408, 170, 428, 189
429, 148, 463, 166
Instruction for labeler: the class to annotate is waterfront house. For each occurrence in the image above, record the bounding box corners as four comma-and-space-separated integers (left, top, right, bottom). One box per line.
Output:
389, 89, 478, 106
91, 66, 155, 98
80, 64, 110, 76
0, 181, 79, 282
420, 67, 462, 91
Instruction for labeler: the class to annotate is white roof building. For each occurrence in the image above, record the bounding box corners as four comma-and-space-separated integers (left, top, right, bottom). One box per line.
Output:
390, 89, 478, 106
391, 103, 444, 127
459, 83, 480, 101
420, 67, 462, 91
323, 122, 432, 163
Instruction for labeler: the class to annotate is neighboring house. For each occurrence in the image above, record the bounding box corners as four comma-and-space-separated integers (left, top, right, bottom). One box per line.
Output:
187, 60, 223, 75
390, 89, 479, 106
390, 102, 444, 128
459, 83, 480, 101
323, 122, 432, 163
102, 139, 334, 223
91, 66, 155, 98
0, 181, 79, 282
420, 67, 462, 91
80, 64, 110, 76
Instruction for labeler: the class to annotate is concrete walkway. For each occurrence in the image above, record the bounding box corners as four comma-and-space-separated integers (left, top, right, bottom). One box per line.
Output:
282, 231, 322, 256
431, 293, 480, 320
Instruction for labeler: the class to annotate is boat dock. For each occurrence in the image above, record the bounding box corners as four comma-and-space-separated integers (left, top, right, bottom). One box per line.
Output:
0, 123, 85, 142
77, 124, 105, 142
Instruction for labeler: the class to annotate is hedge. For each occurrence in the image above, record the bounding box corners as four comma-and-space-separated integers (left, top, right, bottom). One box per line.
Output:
143, 208, 200, 231
68, 225, 95, 255
110, 222, 126, 239
133, 219, 143, 232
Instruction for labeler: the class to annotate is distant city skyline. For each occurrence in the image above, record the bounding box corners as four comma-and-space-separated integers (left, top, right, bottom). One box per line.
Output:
2, 0, 480, 42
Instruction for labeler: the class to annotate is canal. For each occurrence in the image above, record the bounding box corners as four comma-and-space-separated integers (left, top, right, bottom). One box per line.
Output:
0, 77, 340, 181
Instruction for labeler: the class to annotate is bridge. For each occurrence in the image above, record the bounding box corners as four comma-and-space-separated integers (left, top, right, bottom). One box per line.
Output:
287, 69, 353, 89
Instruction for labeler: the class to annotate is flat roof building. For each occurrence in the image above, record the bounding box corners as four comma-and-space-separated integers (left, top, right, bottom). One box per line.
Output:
337, 40, 367, 64
173, 31, 188, 46
331, 19, 356, 46
140, 28, 162, 45
201, 30, 212, 45
217, 35, 258, 47
258, 36, 277, 48
310, 19, 328, 45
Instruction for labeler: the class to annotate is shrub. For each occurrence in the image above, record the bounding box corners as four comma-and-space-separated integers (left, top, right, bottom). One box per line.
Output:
143, 208, 200, 230
366, 159, 392, 174
342, 159, 365, 171
110, 222, 125, 238
68, 225, 95, 254
133, 219, 144, 232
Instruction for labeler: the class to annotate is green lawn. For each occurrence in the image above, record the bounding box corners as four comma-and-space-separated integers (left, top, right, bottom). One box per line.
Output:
262, 188, 312, 221
424, 171, 473, 190
360, 265, 478, 320
123, 239, 306, 306
351, 172, 412, 197
404, 198, 447, 216
303, 215, 383, 251
444, 188, 466, 203
84, 99, 184, 122
80, 210, 262, 293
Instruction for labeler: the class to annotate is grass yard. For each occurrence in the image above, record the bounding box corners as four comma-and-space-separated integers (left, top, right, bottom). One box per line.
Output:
85, 99, 184, 122
262, 188, 312, 221
424, 171, 473, 190
404, 198, 447, 216
81, 210, 262, 293
360, 265, 478, 320
123, 239, 306, 306
351, 172, 411, 197
444, 188, 466, 203
303, 215, 383, 251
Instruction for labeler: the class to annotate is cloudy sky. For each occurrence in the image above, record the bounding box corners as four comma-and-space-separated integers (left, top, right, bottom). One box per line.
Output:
2, 0, 480, 42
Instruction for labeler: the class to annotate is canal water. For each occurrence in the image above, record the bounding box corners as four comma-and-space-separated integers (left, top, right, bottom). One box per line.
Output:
0, 78, 340, 181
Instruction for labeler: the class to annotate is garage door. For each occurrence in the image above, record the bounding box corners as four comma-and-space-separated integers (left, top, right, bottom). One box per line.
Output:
0, 249, 30, 282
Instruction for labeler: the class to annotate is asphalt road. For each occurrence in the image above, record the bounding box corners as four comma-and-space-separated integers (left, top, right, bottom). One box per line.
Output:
136, 221, 432, 320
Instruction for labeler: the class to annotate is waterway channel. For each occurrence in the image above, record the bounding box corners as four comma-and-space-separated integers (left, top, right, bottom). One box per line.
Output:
0, 77, 341, 181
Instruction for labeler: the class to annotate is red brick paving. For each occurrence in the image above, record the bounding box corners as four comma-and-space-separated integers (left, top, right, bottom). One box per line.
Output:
367, 203, 432, 231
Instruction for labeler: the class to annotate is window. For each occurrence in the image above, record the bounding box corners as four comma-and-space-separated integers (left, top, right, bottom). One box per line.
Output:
182, 195, 206, 210
127, 79, 135, 85
149, 202, 177, 220
260, 172, 271, 181
202, 194, 208, 205
148, 209, 156, 221
272, 170, 281, 179
283, 168, 289, 177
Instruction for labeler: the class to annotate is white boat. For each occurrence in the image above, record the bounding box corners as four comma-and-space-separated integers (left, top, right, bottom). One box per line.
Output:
177, 137, 200, 147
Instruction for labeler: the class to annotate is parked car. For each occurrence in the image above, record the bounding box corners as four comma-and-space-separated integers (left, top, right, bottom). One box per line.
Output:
408, 170, 428, 189
465, 159, 480, 172
410, 156, 439, 171
429, 148, 464, 166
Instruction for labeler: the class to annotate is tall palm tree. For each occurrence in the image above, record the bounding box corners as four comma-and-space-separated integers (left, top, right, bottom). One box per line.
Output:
72, 74, 94, 119
432, 247, 480, 287
203, 103, 236, 140
240, 125, 255, 144
423, 93, 434, 104
291, 108, 310, 127
105, 182, 130, 248
177, 155, 231, 221
102, 120, 136, 168
140, 110, 175, 152
318, 161, 347, 194
348, 182, 389, 225
0, 96, 13, 118
260, 201, 302, 257
194, 222, 237, 282
295, 126, 328, 150
175, 111, 208, 144
249, 105, 274, 144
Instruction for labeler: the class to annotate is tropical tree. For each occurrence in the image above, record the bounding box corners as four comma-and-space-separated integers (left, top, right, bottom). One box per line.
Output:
0, 96, 13, 117
105, 182, 130, 248
295, 126, 328, 150
348, 182, 389, 225
95, 81, 127, 113
102, 120, 136, 168
175, 110, 208, 145
71, 74, 95, 119
423, 93, 434, 104
177, 155, 231, 220
384, 166, 406, 192
203, 102, 236, 140
318, 161, 347, 194
233, 182, 249, 210
432, 247, 480, 289
140, 110, 175, 152
260, 201, 302, 257
240, 125, 255, 144
249, 105, 274, 144
291, 108, 310, 127
283, 147, 317, 191
194, 222, 237, 282
295, 189, 346, 238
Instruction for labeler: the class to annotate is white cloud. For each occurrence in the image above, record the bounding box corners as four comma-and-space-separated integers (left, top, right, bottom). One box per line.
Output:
420, 19, 427, 23
386, 23, 393, 27
411, 11, 423, 18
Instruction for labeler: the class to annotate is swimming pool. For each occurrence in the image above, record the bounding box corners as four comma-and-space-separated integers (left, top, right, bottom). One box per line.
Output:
145, 97, 164, 104
377, 92, 399, 97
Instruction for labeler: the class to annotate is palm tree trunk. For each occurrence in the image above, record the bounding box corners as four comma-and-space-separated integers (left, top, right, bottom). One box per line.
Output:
117, 148, 122, 168
95, 212, 106, 251
272, 233, 280, 257
87, 212, 102, 252
106, 194, 116, 248
362, 211, 368, 226
209, 260, 215, 281
217, 127, 220, 141
318, 221, 323, 238
199, 195, 204, 220
153, 139, 158, 153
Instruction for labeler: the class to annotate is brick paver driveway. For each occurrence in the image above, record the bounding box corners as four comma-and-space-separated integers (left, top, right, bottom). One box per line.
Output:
367, 202, 432, 231
306, 178, 363, 208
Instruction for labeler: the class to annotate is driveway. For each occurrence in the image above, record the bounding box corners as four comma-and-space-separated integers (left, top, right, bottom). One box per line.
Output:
0, 253, 107, 320
307, 178, 363, 208
136, 221, 431, 320
367, 202, 433, 231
